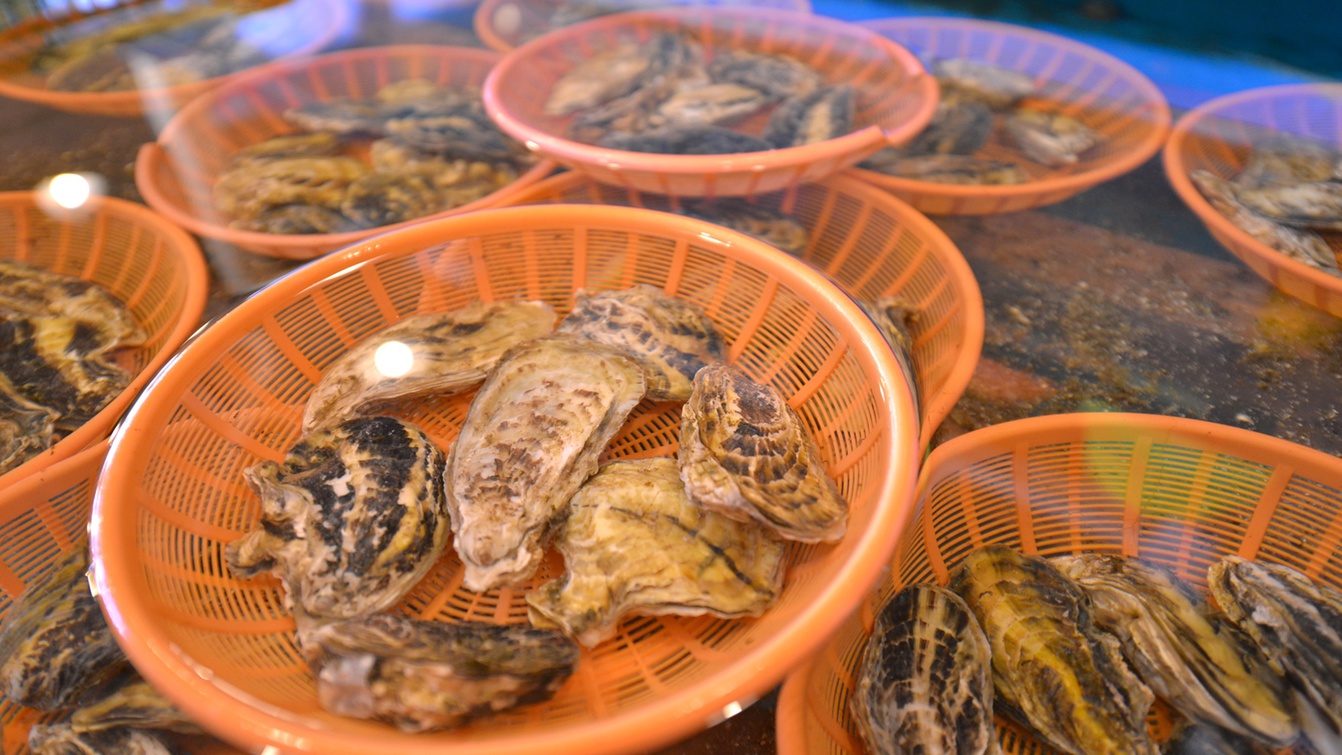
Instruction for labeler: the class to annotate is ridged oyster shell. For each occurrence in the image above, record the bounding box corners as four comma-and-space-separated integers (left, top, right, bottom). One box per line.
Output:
445, 333, 646, 592
851, 583, 999, 755
678, 363, 846, 543
28, 723, 177, 755
0, 259, 145, 351
1055, 553, 1297, 746
302, 300, 557, 431
226, 416, 449, 620
69, 673, 203, 735
0, 315, 132, 432
950, 545, 1158, 755
302, 613, 579, 732
526, 458, 785, 647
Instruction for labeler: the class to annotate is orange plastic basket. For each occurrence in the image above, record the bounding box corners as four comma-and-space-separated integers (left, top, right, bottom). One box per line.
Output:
0, 0, 345, 118
90, 204, 921, 755
850, 17, 1171, 215
483, 8, 938, 198
135, 44, 558, 261
777, 412, 1342, 754
0, 192, 208, 492
504, 171, 984, 450
1164, 84, 1342, 317
473, 0, 814, 53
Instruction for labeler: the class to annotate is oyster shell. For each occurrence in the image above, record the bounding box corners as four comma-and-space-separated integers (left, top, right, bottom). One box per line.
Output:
763, 85, 857, 149
932, 59, 1035, 111
1236, 134, 1342, 189
0, 372, 57, 475
0, 315, 132, 432
0, 547, 129, 710
339, 172, 442, 229
678, 363, 846, 543
950, 545, 1158, 755
302, 613, 579, 732
233, 204, 361, 235
851, 583, 999, 755
654, 82, 771, 128
1004, 108, 1101, 168
857, 297, 921, 416
706, 50, 824, 100
903, 100, 996, 157
1208, 556, 1342, 753
1190, 170, 1340, 276
283, 99, 387, 137
557, 285, 725, 401
230, 132, 344, 164
1054, 553, 1297, 746
304, 301, 557, 432
28, 723, 176, 755
0, 259, 145, 351
859, 152, 1031, 185
544, 32, 701, 116
680, 198, 810, 257
225, 416, 449, 620
1164, 722, 1274, 755
383, 102, 520, 163
1235, 180, 1342, 232
213, 156, 368, 222
597, 125, 773, 155
526, 458, 786, 647
445, 334, 647, 592
70, 674, 202, 735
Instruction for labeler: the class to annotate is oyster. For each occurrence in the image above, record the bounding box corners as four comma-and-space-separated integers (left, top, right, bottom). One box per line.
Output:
303, 301, 557, 431
340, 172, 442, 229
1208, 556, 1342, 753
597, 125, 773, 155
225, 416, 449, 620
1004, 108, 1101, 168
678, 363, 846, 543
851, 583, 999, 755
283, 99, 387, 137
1054, 553, 1297, 746
1236, 134, 1342, 189
0, 259, 145, 351
1163, 722, 1274, 755
654, 82, 771, 128
680, 198, 810, 257
0, 547, 128, 710
303, 613, 579, 732
213, 156, 368, 222
0, 372, 57, 475
526, 458, 786, 647
445, 334, 646, 592
707, 50, 824, 100
1190, 170, 1340, 275
70, 674, 202, 735
557, 285, 725, 401
231, 132, 344, 163
903, 100, 996, 157
1235, 180, 1342, 231
28, 723, 176, 755
763, 85, 857, 149
859, 152, 1031, 185
0, 315, 132, 432
932, 59, 1035, 111
384, 102, 520, 163
950, 545, 1158, 755
233, 204, 361, 235
857, 297, 921, 416
544, 32, 701, 116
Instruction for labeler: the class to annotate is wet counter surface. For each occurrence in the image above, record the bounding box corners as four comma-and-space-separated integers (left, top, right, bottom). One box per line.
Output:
2, 2, 1338, 753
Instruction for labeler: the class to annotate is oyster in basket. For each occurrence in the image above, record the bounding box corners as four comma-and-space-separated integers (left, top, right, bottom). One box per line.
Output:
1190, 170, 1341, 276
1236, 133, 1342, 189
0, 315, 132, 433
653, 82, 772, 128
903, 100, 996, 157
763, 85, 857, 149
231, 132, 345, 163
0, 373, 57, 475
28, 723, 178, 755
1054, 554, 1297, 747
303, 301, 557, 431
303, 613, 579, 732
597, 125, 773, 155
679, 363, 847, 543
1003, 108, 1101, 168
236, 204, 361, 235
859, 152, 1031, 185
0, 546, 129, 710
544, 32, 702, 116
384, 101, 521, 163
679, 198, 810, 257
857, 296, 922, 417
0, 259, 145, 351
225, 416, 449, 620
932, 58, 1035, 111
526, 458, 786, 647
1235, 180, 1342, 232
445, 334, 646, 592
1208, 556, 1342, 752
557, 285, 725, 401
851, 583, 999, 755
706, 50, 824, 100
70, 673, 203, 735
339, 172, 443, 229
213, 156, 369, 225
950, 545, 1158, 755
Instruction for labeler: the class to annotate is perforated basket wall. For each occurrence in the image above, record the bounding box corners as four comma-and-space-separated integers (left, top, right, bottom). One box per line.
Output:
472, 0, 814, 53
135, 44, 557, 260
91, 204, 921, 755
850, 17, 1171, 215
1164, 83, 1342, 317
483, 8, 938, 198
504, 172, 984, 450
0, 0, 345, 117
777, 412, 1342, 754
0, 192, 208, 491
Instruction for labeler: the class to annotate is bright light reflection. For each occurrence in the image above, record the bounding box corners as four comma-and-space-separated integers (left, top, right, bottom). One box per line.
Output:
48, 173, 91, 209
374, 340, 415, 378
721, 700, 744, 719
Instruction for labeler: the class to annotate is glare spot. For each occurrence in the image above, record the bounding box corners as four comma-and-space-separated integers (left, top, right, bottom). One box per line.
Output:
374, 340, 414, 378
48, 173, 91, 209
721, 700, 744, 719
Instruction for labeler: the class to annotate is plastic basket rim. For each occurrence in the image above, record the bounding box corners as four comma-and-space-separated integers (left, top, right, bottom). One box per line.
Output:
135, 43, 560, 261
848, 15, 1173, 202
0, 0, 348, 116
500, 169, 986, 451
90, 203, 921, 755
774, 409, 1342, 755
471, 0, 816, 54
0, 438, 108, 523
481, 7, 939, 183
1163, 81, 1342, 292
0, 191, 209, 493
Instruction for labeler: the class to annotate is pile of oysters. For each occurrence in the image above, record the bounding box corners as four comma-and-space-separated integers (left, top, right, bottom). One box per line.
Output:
860, 58, 1104, 185
852, 544, 1342, 755
224, 284, 870, 731
1190, 134, 1342, 277
543, 30, 856, 154
0, 260, 143, 476
212, 79, 533, 235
